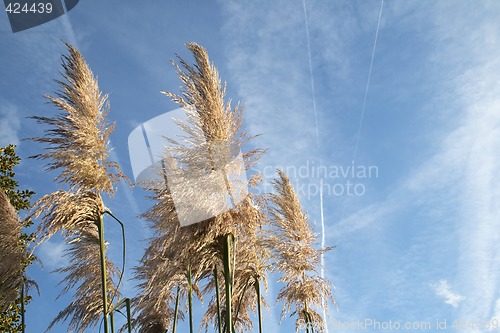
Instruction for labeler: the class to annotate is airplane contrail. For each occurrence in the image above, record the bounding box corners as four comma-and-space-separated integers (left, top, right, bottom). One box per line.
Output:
302, 0, 329, 331
303, 0, 384, 331
303, 0, 320, 149
352, 0, 384, 164
341, 0, 384, 224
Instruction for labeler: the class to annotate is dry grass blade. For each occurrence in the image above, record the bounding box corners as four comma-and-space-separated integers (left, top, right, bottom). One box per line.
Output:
29, 42, 127, 194
270, 170, 335, 330
47, 225, 120, 333
0, 190, 24, 311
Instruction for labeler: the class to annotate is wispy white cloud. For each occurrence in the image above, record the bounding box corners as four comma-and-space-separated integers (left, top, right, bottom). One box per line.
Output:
60, 15, 79, 47
277, 0, 500, 325
329, 195, 398, 238
0, 101, 21, 146
108, 148, 141, 215
37, 239, 68, 271
220, 1, 352, 168
489, 299, 500, 330
420, 3, 500, 321
431, 280, 464, 308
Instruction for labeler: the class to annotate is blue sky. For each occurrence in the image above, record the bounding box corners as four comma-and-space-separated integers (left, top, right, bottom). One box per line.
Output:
1, 1, 500, 332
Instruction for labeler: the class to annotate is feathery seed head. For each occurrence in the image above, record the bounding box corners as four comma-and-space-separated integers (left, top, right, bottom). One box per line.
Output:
30, 42, 127, 194
47, 226, 120, 333
31, 190, 104, 244
270, 170, 335, 329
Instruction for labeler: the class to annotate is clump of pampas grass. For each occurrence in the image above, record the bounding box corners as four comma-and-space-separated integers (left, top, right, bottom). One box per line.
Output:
0, 189, 24, 311
30, 43, 125, 332
134, 42, 268, 333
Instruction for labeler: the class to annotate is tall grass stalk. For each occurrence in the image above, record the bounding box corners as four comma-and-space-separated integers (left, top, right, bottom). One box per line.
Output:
172, 287, 180, 333
108, 298, 132, 333
234, 276, 252, 323
110, 313, 115, 333
255, 277, 263, 333
125, 298, 132, 333
187, 266, 194, 333
214, 268, 223, 333
97, 214, 109, 333
222, 234, 234, 333
20, 283, 25, 333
